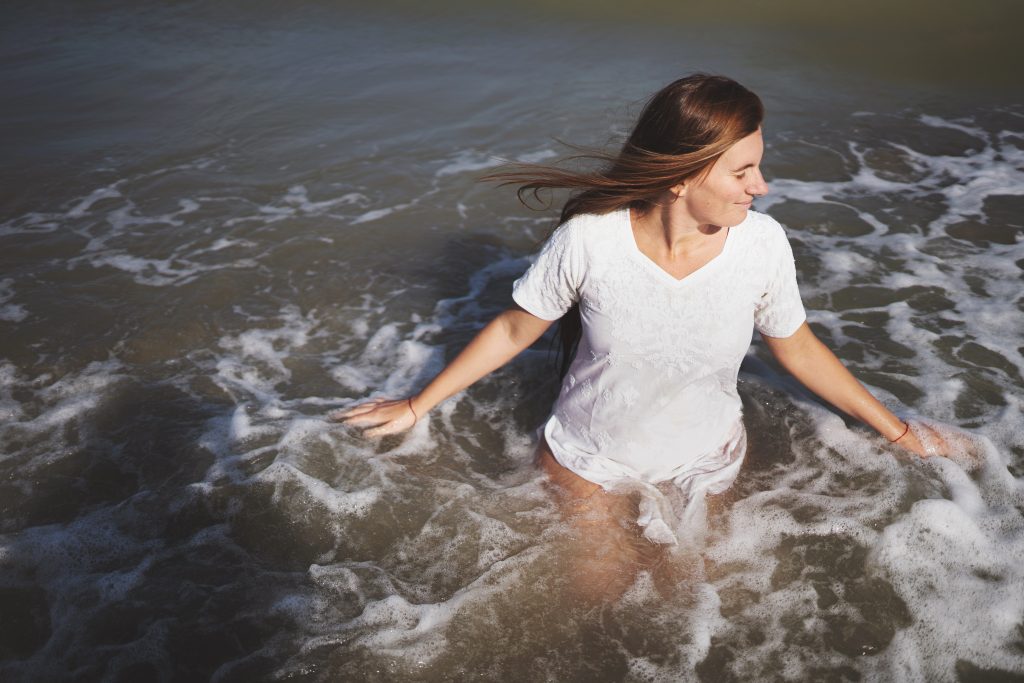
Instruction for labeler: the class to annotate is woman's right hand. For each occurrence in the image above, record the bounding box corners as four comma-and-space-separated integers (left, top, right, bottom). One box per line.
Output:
328, 397, 419, 438
325, 306, 549, 440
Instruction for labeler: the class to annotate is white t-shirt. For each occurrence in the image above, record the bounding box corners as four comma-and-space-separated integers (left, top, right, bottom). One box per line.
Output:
512, 208, 806, 487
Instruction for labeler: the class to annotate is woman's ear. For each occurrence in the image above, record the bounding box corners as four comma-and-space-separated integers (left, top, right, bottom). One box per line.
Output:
670, 181, 687, 199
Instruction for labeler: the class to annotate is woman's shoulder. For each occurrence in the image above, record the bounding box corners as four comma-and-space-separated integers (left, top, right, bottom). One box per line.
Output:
736, 210, 792, 249
549, 208, 626, 248
741, 209, 784, 233
562, 208, 625, 233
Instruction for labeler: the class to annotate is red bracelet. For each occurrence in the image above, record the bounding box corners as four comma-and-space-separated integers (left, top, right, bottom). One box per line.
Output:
888, 421, 910, 443
407, 397, 418, 425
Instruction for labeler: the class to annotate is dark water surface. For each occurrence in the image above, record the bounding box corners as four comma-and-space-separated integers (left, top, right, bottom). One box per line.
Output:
2, 1, 1023, 681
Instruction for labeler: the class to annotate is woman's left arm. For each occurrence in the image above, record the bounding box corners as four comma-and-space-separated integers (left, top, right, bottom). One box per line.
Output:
761, 322, 930, 456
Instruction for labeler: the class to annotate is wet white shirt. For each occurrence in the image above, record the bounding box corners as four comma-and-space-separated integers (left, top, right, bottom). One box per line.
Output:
512, 208, 806, 490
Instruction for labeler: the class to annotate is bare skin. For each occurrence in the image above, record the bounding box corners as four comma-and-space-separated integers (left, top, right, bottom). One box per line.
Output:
536, 439, 680, 602
332, 129, 944, 597
762, 322, 927, 451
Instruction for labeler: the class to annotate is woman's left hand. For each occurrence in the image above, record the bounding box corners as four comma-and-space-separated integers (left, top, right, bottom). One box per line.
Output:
896, 418, 992, 471
894, 418, 985, 463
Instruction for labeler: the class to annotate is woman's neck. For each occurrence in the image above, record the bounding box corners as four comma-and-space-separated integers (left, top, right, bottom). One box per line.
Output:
631, 204, 723, 259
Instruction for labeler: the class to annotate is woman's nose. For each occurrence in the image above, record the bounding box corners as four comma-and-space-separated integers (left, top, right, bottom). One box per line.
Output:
749, 169, 769, 197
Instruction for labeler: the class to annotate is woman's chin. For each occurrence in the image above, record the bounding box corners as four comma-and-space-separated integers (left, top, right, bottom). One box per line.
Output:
731, 206, 751, 224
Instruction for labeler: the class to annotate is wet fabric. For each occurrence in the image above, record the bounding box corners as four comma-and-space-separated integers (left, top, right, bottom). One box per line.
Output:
513, 209, 806, 509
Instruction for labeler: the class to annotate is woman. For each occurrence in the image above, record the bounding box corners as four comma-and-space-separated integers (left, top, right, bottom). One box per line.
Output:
332, 74, 944, 595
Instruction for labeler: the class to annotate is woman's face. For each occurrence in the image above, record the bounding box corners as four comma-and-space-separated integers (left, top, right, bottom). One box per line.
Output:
680, 128, 768, 228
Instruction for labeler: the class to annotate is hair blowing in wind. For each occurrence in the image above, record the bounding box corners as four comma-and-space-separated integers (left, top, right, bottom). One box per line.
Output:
482, 74, 765, 374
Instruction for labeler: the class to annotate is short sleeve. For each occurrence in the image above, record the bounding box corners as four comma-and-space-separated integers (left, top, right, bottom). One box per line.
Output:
512, 221, 583, 321
754, 223, 806, 338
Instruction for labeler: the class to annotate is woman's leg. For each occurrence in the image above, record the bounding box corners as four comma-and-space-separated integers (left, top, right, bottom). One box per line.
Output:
536, 439, 663, 602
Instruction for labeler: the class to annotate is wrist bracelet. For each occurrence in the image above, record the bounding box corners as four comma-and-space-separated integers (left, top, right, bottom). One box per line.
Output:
889, 421, 910, 443
407, 397, 418, 425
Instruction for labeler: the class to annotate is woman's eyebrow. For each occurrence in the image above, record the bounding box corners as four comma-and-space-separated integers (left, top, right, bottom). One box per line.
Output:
731, 162, 756, 172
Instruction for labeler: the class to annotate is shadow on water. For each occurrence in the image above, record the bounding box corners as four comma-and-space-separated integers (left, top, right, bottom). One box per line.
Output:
0, 381, 215, 534
0, 223, 563, 680
0, 380, 313, 681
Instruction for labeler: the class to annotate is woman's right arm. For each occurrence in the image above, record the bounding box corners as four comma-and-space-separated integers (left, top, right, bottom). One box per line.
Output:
330, 305, 555, 437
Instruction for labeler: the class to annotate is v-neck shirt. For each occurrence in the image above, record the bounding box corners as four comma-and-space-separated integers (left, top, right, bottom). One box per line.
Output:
628, 214, 732, 284
512, 208, 806, 486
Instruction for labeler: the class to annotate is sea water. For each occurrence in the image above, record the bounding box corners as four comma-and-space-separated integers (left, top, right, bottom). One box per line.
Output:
1, 1, 1022, 681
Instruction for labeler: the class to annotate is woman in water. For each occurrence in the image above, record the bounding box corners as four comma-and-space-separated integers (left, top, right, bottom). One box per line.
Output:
332, 74, 946, 596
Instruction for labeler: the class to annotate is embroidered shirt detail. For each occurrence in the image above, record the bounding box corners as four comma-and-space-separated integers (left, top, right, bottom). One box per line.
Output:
513, 208, 806, 485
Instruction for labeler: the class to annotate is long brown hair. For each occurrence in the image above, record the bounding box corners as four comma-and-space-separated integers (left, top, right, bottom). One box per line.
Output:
484, 74, 765, 376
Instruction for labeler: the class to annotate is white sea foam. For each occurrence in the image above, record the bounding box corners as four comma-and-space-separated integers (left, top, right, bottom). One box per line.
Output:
283, 185, 368, 213
0, 361, 26, 423
0, 279, 27, 322
0, 501, 166, 680
1, 360, 124, 440
688, 383, 1024, 677
205, 237, 256, 252
227, 403, 279, 445
254, 113, 1024, 680
6, 107, 1020, 682
84, 253, 199, 286
213, 304, 317, 402
326, 320, 445, 410
919, 113, 988, 138
18, 171, 378, 291
515, 148, 558, 163
67, 184, 123, 218
435, 150, 505, 177
866, 473, 1024, 680
223, 186, 373, 227
350, 204, 409, 224
297, 544, 545, 672
0, 212, 62, 236
261, 460, 381, 518
817, 249, 876, 278
47, 178, 265, 286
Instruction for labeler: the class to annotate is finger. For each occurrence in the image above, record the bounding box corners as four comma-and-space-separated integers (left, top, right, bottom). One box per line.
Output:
342, 405, 404, 426
908, 446, 929, 458
343, 413, 391, 428
329, 408, 371, 422
328, 399, 389, 421
364, 422, 401, 438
